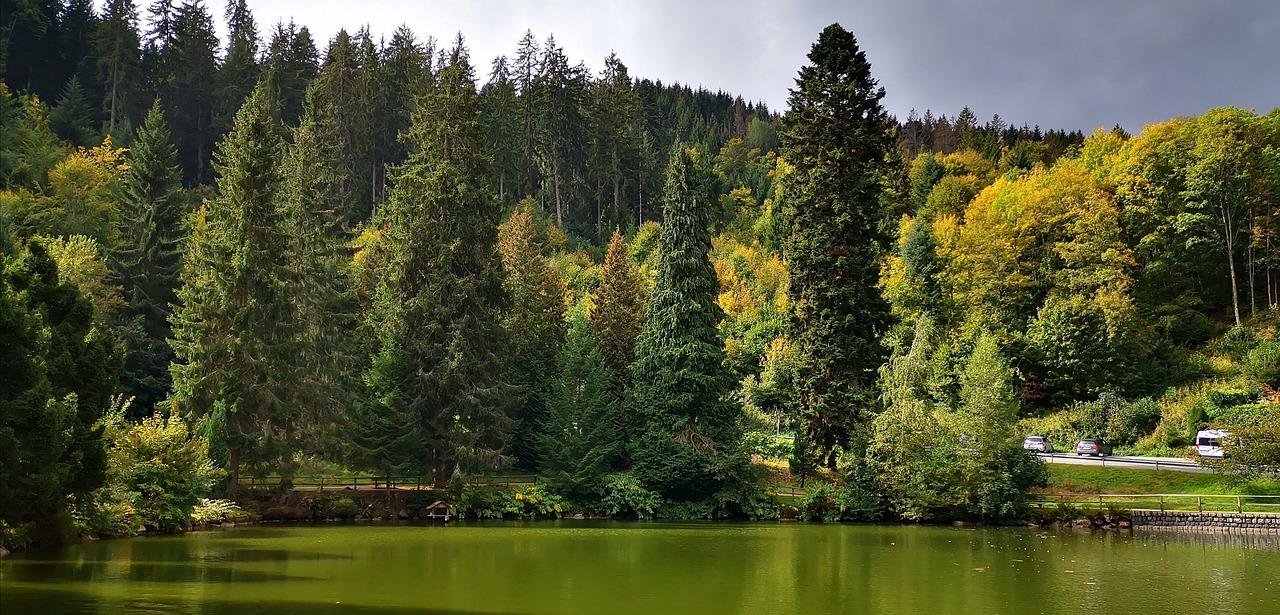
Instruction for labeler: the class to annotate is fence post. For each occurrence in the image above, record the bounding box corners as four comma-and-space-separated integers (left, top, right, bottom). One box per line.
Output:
1160, 495, 1164, 512
1238, 496, 1243, 514
1198, 496, 1203, 513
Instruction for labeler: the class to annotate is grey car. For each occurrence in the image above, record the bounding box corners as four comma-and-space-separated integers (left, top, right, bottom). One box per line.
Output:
1075, 439, 1114, 456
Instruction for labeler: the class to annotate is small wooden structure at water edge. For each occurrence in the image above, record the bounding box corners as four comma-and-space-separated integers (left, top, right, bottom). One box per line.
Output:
424, 501, 453, 522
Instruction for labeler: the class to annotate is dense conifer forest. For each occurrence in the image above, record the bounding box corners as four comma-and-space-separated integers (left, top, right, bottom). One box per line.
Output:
1, 1, 1276, 548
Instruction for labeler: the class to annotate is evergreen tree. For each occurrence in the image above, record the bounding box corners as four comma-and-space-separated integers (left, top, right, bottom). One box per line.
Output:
587, 53, 642, 238
353, 41, 514, 487
214, 0, 259, 139
95, 0, 142, 134
49, 76, 98, 146
115, 99, 185, 413
1, 240, 120, 544
479, 55, 521, 205
781, 24, 895, 467
538, 309, 620, 501
263, 20, 319, 127
162, 0, 218, 185
498, 197, 567, 470
308, 28, 373, 225
276, 93, 358, 469
169, 84, 295, 497
629, 147, 739, 500
590, 227, 645, 390
534, 36, 588, 229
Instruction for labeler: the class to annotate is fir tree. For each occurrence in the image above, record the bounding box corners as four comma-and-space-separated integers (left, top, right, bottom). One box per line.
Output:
353, 41, 514, 487
498, 197, 567, 470
629, 147, 739, 500
781, 24, 895, 467
1, 240, 119, 544
538, 309, 620, 501
49, 76, 98, 146
115, 99, 185, 413
590, 227, 645, 391
169, 84, 296, 497
213, 0, 259, 139
95, 0, 142, 133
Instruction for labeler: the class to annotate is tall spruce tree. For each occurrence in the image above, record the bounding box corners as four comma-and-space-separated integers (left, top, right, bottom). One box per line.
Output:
1, 240, 119, 544
115, 99, 185, 413
781, 24, 895, 467
95, 0, 142, 134
169, 84, 297, 497
213, 0, 259, 139
538, 309, 620, 501
498, 197, 567, 470
163, 0, 218, 185
590, 227, 645, 391
629, 147, 738, 500
352, 41, 514, 487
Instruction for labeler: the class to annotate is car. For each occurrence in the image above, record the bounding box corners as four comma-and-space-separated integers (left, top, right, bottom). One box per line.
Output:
1195, 429, 1232, 459
1075, 439, 1114, 457
1022, 436, 1053, 452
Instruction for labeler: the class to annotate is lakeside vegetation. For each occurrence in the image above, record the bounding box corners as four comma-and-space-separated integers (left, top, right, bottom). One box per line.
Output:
2, 1, 1277, 550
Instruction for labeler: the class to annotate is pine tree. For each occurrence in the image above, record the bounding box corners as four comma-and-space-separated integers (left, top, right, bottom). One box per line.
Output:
498, 197, 567, 469
276, 93, 358, 469
213, 0, 259, 139
629, 147, 738, 500
353, 41, 514, 487
162, 0, 218, 184
1, 240, 119, 544
95, 0, 142, 134
479, 55, 521, 205
538, 309, 620, 501
263, 20, 319, 127
114, 99, 185, 413
781, 24, 895, 467
169, 84, 296, 497
590, 227, 645, 390
308, 28, 373, 225
49, 76, 98, 146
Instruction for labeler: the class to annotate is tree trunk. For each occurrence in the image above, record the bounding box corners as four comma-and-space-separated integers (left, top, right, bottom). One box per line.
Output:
553, 166, 563, 227
228, 445, 241, 500
1224, 205, 1241, 325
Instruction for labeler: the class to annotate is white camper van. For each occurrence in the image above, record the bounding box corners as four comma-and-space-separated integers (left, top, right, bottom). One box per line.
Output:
1195, 429, 1232, 459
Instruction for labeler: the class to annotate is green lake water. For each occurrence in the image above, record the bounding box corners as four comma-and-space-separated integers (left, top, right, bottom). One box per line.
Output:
2, 522, 1277, 614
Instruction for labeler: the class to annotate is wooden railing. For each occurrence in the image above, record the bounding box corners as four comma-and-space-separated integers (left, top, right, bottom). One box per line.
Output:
1033, 493, 1280, 514
238, 474, 537, 492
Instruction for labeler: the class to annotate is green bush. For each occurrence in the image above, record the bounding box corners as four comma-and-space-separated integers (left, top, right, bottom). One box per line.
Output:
1243, 341, 1280, 388
796, 482, 838, 522
1205, 387, 1258, 408
655, 499, 716, 520
599, 473, 662, 519
80, 409, 222, 534
1213, 325, 1255, 359
1210, 403, 1279, 429
317, 494, 364, 520
742, 431, 792, 460
1108, 398, 1162, 445
190, 499, 252, 524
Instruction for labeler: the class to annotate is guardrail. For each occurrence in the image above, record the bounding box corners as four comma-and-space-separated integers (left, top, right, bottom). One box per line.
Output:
1036, 452, 1204, 471
238, 474, 537, 491
1033, 493, 1280, 514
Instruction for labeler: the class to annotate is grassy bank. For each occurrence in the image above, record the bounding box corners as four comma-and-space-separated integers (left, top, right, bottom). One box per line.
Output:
1043, 464, 1280, 495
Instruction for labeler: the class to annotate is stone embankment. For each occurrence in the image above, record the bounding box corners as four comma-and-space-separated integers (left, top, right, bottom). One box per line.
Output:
1133, 511, 1280, 533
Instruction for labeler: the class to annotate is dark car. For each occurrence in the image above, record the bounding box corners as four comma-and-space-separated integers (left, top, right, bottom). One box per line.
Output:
1075, 439, 1114, 457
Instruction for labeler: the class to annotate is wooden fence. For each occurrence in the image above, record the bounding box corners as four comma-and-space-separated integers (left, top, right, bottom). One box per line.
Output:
1033, 493, 1280, 514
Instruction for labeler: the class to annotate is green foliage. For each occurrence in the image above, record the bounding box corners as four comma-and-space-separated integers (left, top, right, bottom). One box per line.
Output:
189, 498, 252, 525
538, 312, 620, 502
591, 227, 646, 392
629, 147, 741, 500
796, 480, 884, 523
1243, 341, 1280, 388
599, 473, 662, 519
1, 240, 119, 547
88, 403, 222, 534
781, 24, 895, 464
453, 485, 564, 520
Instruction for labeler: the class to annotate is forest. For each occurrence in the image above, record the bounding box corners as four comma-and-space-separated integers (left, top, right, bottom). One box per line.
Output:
1, 0, 1277, 549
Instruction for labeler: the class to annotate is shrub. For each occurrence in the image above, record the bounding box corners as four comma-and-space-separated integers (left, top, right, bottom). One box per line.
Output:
1205, 387, 1259, 408
1243, 341, 1280, 388
599, 473, 662, 519
1213, 325, 1255, 360
190, 498, 252, 524
1108, 398, 1163, 445
317, 494, 364, 520
796, 481, 837, 522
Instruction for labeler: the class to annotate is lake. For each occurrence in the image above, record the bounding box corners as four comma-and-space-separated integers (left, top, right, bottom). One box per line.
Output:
2, 522, 1277, 614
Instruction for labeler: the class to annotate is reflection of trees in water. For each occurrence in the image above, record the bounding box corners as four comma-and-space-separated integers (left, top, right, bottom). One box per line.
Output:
1135, 527, 1280, 551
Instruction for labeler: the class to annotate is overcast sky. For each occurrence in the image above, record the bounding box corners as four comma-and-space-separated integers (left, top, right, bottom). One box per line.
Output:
204, 0, 1279, 133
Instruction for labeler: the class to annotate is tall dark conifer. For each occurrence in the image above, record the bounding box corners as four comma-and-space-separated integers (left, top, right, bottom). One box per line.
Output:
781, 24, 895, 467
170, 84, 295, 497
115, 99, 185, 412
353, 40, 514, 487
163, 0, 218, 184
629, 147, 738, 500
214, 0, 259, 139
95, 0, 142, 133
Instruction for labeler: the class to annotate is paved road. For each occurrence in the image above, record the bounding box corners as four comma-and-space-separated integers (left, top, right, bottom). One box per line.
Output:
1036, 452, 1212, 473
